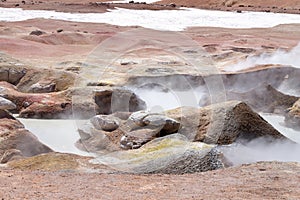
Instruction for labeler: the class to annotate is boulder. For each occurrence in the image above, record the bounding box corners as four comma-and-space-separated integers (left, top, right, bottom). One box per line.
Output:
226, 84, 298, 114
76, 123, 122, 153
0, 96, 16, 110
166, 101, 287, 145
120, 128, 159, 149
0, 118, 53, 163
90, 115, 120, 131
94, 88, 146, 115
93, 134, 224, 174
143, 114, 180, 134
127, 111, 180, 134
120, 111, 181, 149
0, 81, 72, 119
127, 110, 149, 127
0, 66, 26, 85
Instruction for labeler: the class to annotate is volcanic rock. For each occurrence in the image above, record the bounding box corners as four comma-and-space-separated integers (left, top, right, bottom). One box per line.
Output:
94, 88, 146, 115
29, 30, 45, 36
0, 117, 52, 163
0, 96, 16, 110
0, 81, 72, 119
120, 111, 181, 149
29, 81, 56, 93
166, 101, 287, 145
0, 65, 26, 85
94, 134, 224, 174
226, 84, 298, 114
127, 111, 180, 133
90, 115, 120, 131
120, 128, 159, 149
76, 122, 122, 153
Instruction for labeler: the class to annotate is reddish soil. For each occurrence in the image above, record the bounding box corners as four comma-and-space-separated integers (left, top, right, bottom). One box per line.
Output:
1, 19, 300, 70
0, 161, 300, 199
158, 0, 300, 14
0, 0, 177, 13
1, 0, 300, 14
1, 1, 300, 199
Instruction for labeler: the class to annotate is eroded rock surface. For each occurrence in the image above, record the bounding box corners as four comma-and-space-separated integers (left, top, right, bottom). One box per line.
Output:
90, 115, 120, 131
93, 134, 224, 174
120, 111, 181, 149
94, 88, 146, 115
167, 101, 287, 145
0, 81, 72, 118
0, 111, 53, 163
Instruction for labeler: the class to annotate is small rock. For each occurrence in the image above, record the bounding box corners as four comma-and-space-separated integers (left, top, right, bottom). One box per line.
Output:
29, 81, 56, 93
127, 110, 149, 127
29, 30, 45, 36
90, 115, 120, 132
57, 29, 63, 33
142, 114, 180, 134
120, 128, 159, 149
169, 3, 176, 7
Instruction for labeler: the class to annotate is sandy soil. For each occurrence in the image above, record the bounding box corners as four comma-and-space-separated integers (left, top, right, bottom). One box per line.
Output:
0, 161, 299, 199
1, 1, 300, 199
0, 0, 177, 13
1, 0, 300, 14
1, 19, 300, 71
158, 0, 300, 14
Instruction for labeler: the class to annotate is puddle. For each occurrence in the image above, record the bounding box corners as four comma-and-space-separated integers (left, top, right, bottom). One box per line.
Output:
18, 118, 93, 156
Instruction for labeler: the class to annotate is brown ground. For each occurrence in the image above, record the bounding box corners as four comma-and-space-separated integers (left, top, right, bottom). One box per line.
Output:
158, 0, 300, 14
1, 1, 300, 199
1, 0, 300, 14
0, 0, 177, 13
0, 161, 300, 199
1, 19, 300, 71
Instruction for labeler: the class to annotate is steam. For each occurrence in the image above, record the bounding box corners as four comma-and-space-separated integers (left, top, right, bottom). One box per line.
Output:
225, 43, 300, 72
221, 137, 300, 166
222, 113, 300, 166
129, 86, 207, 112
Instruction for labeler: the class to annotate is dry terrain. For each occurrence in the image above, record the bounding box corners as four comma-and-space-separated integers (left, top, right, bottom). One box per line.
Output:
1, 162, 300, 199
0, 1, 300, 199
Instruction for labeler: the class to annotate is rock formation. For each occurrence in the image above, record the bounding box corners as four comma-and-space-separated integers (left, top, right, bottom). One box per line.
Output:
93, 134, 224, 174
0, 109, 53, 163
167, 101, 287, 145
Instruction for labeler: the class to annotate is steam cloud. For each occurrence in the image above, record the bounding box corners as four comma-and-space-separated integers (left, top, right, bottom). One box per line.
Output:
226, 42, 300, 72
221, 137, 300, 166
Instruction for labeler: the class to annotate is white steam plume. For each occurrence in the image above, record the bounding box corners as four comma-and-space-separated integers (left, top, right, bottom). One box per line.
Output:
221, 137, 300, 166
225, 42, 300, 72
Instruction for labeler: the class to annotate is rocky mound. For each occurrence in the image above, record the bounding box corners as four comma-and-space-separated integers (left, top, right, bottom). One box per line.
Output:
0, 101, 52, 163
92, 134, 224, 174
